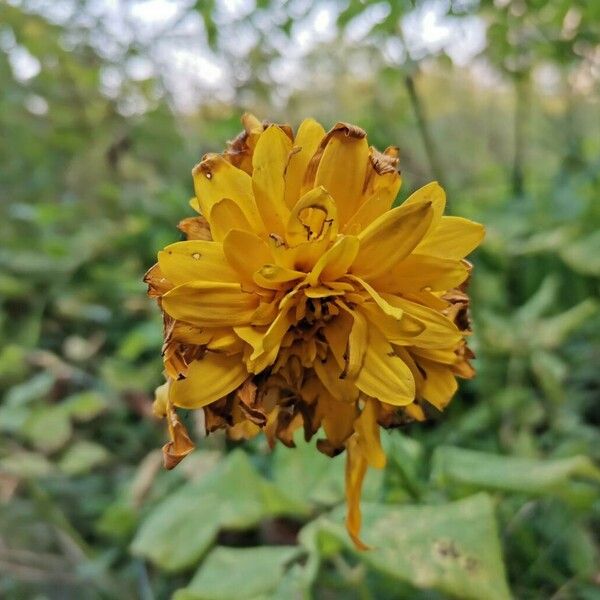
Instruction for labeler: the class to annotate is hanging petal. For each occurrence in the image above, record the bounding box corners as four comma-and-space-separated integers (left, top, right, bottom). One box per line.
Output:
354, 399, 386, 469
345, 435, 370, 551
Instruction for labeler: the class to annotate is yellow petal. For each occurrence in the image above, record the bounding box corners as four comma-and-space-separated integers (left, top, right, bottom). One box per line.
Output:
359, 302, 424, 345
252, 125, 292, 236
286, 186, 338, 247
337, 303, 368, 380
253, 264, 305, 290
320, 394, 357, 448
313, 123, 370, 226
347, 275, 404, 320
323, 312, 353, 368
356, 326, 415, 406
192, 153, 263, 234
383, 295, 462, 349
158, 241, 238, 286
222, 229, 273, 290
162, 281, 258, 327
307, 235, 359, 286
416, 216, 485, 259
343, 188, 395, 234
417, 358, 458, 410
345, 435, 370, 551
411, 346, 458, 365
351, 200, 433, 280
354, 399, 386, 469
284, 118, 326, 209
314, 352, 359, 402
169, 353, 248, 409
401, 181, 446, 236
209, 198, 253, 241
372, 254, 470, 293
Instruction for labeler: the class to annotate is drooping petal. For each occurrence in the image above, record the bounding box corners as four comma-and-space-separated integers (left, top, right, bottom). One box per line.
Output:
158, 240, 238, 286
372, 254, 470, 293
162, 281, 258, 327
311, 123, 370, 226
415, 216, 485, 259
345, 435, 370, 551
355, 326, 415, 406
192, 153, 263, 234
169, 353, 248, 409
354, 399, 386, 469
284, 118, 326, 209
252, 125, 293, 236
163, 399, 196, 469
351, 200, 433, 280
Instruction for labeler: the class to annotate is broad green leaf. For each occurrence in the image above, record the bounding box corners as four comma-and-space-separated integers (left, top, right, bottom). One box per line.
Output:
22, 406, 73, 452
272, 433, 383, 507
560, 230, 600, 276
173, 546, 302, 600
0, 450, 55, 478
431, 446, 600, 501
131, 450, 307, 571
62, 391, 109, 422
300, 494, 511, 600
58, 440, 110, 475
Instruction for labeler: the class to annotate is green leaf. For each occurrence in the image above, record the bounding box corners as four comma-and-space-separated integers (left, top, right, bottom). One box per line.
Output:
58, 440, 110, 475
131, 450, 307, 571
62, 391, 109, 422
560, 230, 600, 276
431, 446, 600, 501
22, 406, 73, 452
0, 450, 55, 478
272, 432, 383, 507
173, 546, 302, 600
301, 494, 511, 600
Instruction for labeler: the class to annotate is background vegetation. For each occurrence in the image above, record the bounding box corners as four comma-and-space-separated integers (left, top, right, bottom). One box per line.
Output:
1, 0, 599, 598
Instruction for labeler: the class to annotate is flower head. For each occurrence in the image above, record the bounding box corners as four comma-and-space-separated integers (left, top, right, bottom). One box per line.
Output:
145, 114, 484, 548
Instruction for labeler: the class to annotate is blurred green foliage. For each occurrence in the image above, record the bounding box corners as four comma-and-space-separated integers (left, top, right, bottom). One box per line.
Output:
0, 1, 599, 599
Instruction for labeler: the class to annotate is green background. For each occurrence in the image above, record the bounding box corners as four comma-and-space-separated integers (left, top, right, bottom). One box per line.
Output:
0, 1, 599, 598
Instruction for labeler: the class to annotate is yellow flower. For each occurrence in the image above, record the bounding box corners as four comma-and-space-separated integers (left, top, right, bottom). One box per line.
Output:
145, 114, 484, 548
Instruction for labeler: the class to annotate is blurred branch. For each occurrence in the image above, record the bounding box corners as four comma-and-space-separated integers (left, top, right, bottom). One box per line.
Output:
512, 72, 530, 197
404, 73, 448, 190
